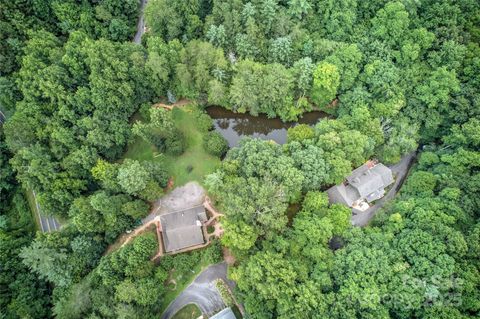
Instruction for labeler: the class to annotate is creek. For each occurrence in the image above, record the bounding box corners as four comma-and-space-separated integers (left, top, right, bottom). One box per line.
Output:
205, 106, 327, 147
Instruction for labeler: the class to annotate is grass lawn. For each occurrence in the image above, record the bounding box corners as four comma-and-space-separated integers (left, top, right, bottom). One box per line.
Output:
164, 106, 221, 187
123, 135, 154, 162
171, 304, 202, 319
123, 105, 221, 187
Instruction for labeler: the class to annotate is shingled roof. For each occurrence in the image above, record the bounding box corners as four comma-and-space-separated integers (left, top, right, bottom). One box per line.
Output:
327, 162, 394, 207
160, 205, 207, 252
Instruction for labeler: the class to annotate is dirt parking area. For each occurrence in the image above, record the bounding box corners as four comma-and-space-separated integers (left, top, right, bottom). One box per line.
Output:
142, 181, 206, 224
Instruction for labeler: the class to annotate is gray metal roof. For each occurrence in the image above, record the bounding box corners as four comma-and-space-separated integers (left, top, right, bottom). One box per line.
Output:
160, 205, 206, 252
327, 163, 394, 207
210, 307, 236, 319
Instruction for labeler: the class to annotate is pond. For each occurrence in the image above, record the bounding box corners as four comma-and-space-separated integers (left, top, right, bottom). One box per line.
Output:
205, 106, 327, 147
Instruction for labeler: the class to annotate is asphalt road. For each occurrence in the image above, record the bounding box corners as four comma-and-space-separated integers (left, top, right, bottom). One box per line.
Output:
33, 190, 61, 232
0, 109, 6, 124
133, 0, 147, 44
161, 262, 236, 319
351, 151, 417, 227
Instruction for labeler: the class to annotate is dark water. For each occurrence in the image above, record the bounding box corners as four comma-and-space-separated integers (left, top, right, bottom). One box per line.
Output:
205, 106, 327, 147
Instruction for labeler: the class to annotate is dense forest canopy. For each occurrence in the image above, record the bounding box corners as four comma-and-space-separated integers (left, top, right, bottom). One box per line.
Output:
0, 0, 479, 318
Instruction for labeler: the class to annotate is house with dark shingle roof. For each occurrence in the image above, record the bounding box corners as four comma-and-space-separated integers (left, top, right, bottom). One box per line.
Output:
327, 161, 394, 212
160, 205, 208, 253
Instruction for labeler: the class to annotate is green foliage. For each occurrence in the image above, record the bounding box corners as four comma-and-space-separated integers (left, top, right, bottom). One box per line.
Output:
311, 62, 340, 110
302, 191, 329, 214
402, 171, 438, 197
215, 279, 234, 307
229, 60, 298, 121
0, 169, 52, 318
325, 44, 362, 92
54, 232, 162, 318
4, 0, 480, 318
145, 37, 183, 97
175, 40, 228, 100
122, 200, 150, 219
133, 107, 186, 156
116, 159, 166, 202
145, 0, 203, 42
286, 124, 315, 143
171, 304, 202, 319
117, 160, 150, 195
5, 30, 149, 216
203, 131, 229, 157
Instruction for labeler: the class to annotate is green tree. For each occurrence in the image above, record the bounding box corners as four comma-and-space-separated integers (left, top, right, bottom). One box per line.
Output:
122, 200, 150, 219
20, 238, 72, 287
203, 131, 229, 157
287, 124, 315, 143
288, 0, 312, 19
311, 62, 340, 110
325, 44, 362, 92
117, 160, 150, 196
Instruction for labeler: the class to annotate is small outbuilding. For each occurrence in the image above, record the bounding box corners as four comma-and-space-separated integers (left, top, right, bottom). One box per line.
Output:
327, 161, 394, 211
210, 307, 236, 319
160, 205, 207, 253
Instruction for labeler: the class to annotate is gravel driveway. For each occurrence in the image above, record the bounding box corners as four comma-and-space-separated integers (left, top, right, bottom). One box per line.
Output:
161, 262, 235, 319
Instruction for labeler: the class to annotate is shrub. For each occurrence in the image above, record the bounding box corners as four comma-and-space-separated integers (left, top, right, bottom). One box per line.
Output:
203, 131, 228, 157
287, 124, 315, 143
142, 161, 169, 187
215, 279, 234, 307
195, 110, 214, 132
165, 130, 185, 156
418, 151, 439, 169
302, 191, 329, 214
122, 200, 150, 219
402, 171, 437, 197
201, 240, 223, 265
139, 103, 152, 121
138, 180, 163, 202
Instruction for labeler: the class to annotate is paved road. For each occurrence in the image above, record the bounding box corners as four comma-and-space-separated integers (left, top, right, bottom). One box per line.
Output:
351, 151, 417, 227
0, 109, 6, 125
161, 262, 235, 319
133, 0, 147, 44
33, 190, 61, 232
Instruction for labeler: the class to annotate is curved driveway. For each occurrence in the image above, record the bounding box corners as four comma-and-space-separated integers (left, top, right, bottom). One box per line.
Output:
161, 262, 235, 319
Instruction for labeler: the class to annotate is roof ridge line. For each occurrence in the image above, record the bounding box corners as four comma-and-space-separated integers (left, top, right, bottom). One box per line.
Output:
159, 204, 205, 217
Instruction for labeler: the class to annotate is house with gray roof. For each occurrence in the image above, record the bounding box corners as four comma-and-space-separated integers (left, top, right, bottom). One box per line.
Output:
327, 161, 394, 212
160, 205, 208, 253
210, 307, 236, 319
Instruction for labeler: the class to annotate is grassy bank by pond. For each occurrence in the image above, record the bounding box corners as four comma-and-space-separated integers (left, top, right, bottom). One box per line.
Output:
171, 304, 202, 319
123, 104, 221, 187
